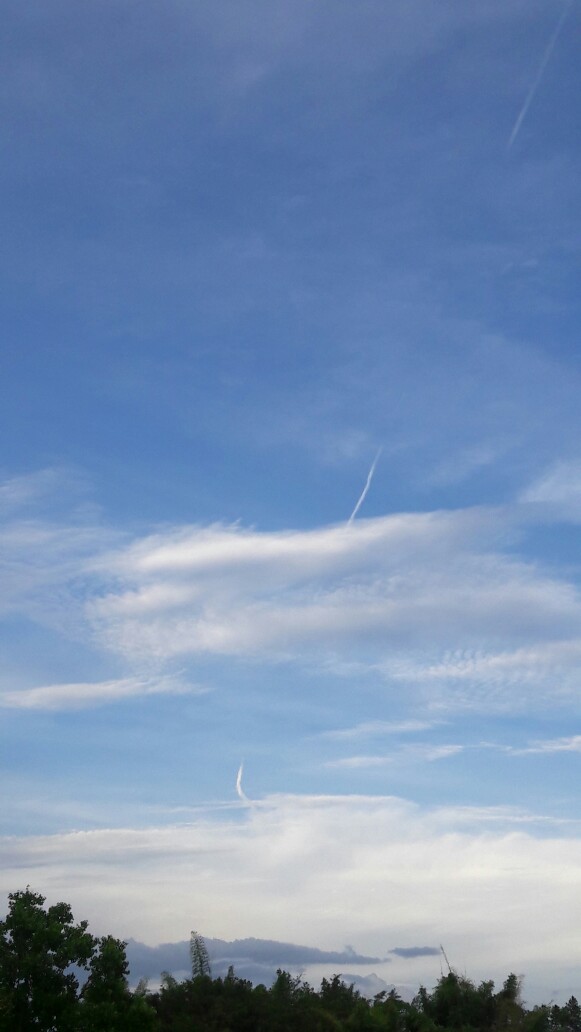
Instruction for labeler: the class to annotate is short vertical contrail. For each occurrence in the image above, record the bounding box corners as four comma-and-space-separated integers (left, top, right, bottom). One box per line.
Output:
348, 448, 382, 525
236, 761, 250, 803
508, 0, 572, 149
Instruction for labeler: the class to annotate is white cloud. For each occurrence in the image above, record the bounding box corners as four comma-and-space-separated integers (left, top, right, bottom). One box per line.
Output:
85, 513, 581, 713
326, 755, 394, 769
511, 735, 581, 756
0, 468, 118, 635
3, 481, 581, 712
0, 676, 201, 711
0, 468, 69, 512
521, 459, 581, 518
2, 792, 581, 1002
428, 443, 505, 487
96, 510, 483, 580
401, 639, 581, 709
326, 744, 463, 768
322, 719, 438, 740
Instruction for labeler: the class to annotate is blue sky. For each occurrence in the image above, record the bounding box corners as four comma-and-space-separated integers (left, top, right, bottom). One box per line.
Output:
2, 0, 581, 1003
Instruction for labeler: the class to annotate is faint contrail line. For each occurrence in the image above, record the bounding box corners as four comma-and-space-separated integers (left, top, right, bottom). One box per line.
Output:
236, 761, 250, 803
348, 448, 382, 525
508, 0, 572, 149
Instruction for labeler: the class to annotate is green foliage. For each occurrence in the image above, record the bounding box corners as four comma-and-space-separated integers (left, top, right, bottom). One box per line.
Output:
80, 934, 157, 1031
189, 931, 211, 979
0, 888, 94, 1032
546, 996, 581, 1032
0, 889, 157, 1032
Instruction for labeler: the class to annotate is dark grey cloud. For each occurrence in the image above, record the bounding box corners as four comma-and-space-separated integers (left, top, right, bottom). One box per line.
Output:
126, 934, 383, 984
390, 946, 441, 959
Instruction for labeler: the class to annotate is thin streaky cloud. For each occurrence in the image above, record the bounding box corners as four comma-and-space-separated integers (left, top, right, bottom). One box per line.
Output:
236, 761, 251, 804
348, 448, 382, 525
0, 676, 198, 710
326, 755, 394, 769
520, 459, 581, 511
0, 468, 68, 512
510, 735, 581, 756
88, 510, 581, 697
507, 0, 572, 149
431, 804, 580, 827
321, 719, 438, 740
326, 745, 463, 768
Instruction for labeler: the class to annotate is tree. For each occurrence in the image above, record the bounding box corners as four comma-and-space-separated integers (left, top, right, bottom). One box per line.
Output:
189, 930, 211, 979
319, 974, 361, 1021
414, 971, 498, 1031
494, 973, 526, 1030
79, 935, 156, 1031
0, 888, 95, 1032
548, 996, 581, 1032
0, 890, 157, 1032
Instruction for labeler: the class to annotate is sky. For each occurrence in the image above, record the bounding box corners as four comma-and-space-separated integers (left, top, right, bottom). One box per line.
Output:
2, 0, 581, 1005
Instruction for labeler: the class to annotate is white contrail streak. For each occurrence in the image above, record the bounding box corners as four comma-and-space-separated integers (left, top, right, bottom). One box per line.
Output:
348, 448, 382, 525
508, 0, 572, 149
236, 761, 250, 803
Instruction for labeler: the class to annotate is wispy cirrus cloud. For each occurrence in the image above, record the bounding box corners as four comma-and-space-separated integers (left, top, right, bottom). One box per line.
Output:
521, 459, 581, 518
0, 468, 80, 513
84, 510, 581, 714
321, 719, 438, 740
326, 745, 463, 769
510, 735, 581, 756
0, 469, 119, 633
0, 675, 201, 711
401, 639, 581, 709
4, 468, 581, 713
90, 511, 507, 660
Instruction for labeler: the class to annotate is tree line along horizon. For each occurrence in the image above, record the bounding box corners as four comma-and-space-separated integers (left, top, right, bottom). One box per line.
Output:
1, 888, 580, 1032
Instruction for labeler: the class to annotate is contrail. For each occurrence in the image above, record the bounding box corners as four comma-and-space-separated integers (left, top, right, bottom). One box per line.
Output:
236, 761, 250, 803
508, 0, 572, 149
348, 448, 382, 525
